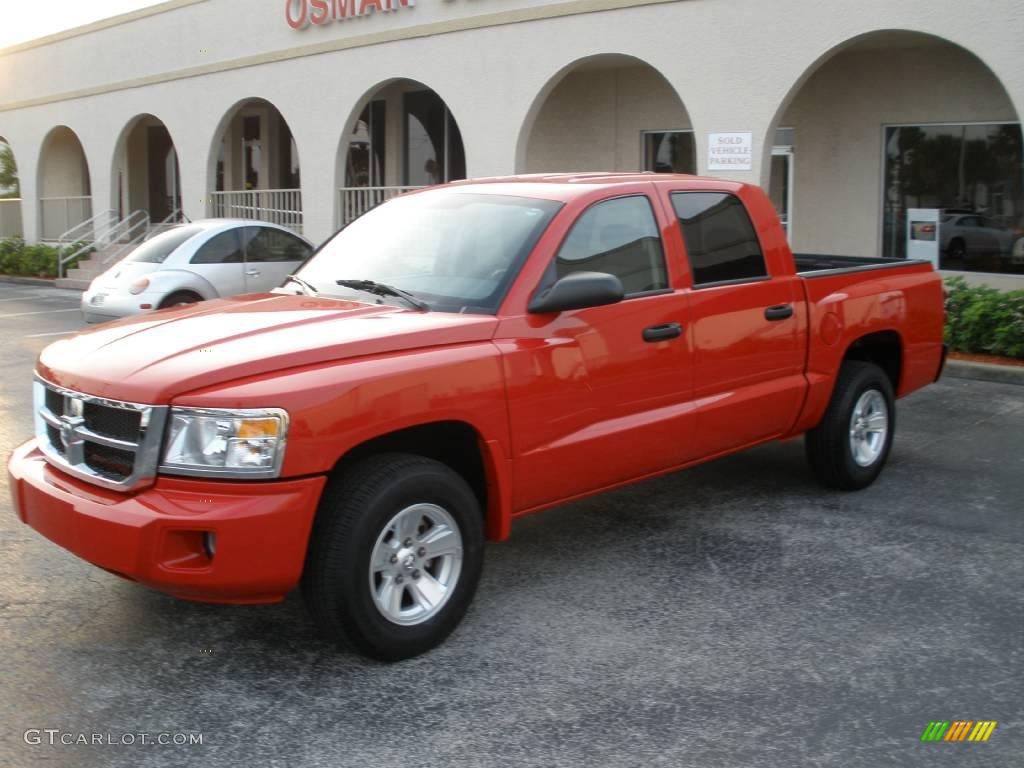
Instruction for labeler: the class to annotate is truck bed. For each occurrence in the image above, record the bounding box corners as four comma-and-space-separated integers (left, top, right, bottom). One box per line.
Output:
794, 253, 930, 278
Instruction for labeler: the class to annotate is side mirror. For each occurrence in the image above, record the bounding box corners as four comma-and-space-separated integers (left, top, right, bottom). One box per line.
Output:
528, 271, 625, 314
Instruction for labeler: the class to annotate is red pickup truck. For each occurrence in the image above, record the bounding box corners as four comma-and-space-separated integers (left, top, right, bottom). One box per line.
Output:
8, 174, 946, 660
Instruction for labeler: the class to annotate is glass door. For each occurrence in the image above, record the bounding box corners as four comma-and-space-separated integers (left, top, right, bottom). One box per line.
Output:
770, 129, 794, 240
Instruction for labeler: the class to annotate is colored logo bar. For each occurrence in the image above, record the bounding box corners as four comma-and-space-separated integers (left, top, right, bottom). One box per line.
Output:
920, 721, 997, 742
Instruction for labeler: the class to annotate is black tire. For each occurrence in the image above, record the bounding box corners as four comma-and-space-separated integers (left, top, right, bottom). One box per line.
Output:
948, 238, 967, 265
302, 453, 484, 661
805, 361, 895, 490
158, 290, 202, 309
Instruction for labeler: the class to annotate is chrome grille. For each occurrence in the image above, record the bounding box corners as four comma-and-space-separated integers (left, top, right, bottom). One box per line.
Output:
34, 376, 168, 491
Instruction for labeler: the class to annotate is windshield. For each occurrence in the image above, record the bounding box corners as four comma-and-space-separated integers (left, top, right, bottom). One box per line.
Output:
126, 225, 204, 264
296, 191, 562, 313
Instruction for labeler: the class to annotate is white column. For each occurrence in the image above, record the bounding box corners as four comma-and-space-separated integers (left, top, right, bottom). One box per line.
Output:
175, 139, 211, 225
17, 143, 41, 243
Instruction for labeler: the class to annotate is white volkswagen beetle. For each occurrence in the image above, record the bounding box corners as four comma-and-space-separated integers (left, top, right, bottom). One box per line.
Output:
81, 220, 314, 323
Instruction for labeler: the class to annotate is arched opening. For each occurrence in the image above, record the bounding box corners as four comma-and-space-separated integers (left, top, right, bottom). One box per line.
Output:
208, 98, 302, 233
111, 114, 183, 227
335, 79, 465, 227
766, 31, 1022, 273
37, 126, 92, 241
0, 136, 23, 238
518, 54, 695, 175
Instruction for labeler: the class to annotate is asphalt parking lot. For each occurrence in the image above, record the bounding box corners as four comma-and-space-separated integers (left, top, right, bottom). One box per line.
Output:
0, 280, 1021, 768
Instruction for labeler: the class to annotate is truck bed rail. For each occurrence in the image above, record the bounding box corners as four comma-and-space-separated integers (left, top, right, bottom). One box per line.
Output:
794, 253, 931, 278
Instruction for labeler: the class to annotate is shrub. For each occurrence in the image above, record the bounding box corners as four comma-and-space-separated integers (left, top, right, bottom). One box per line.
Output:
944, 276, 1024, 359
0, 237, 90, 278
0, 236, 24, 274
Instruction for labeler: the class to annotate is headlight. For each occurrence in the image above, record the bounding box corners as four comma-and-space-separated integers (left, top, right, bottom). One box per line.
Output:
160, 407, 289, 478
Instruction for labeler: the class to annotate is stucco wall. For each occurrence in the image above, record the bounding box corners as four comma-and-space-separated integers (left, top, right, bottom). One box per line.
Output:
38, 128, 90, 197
0, 0, 1021, 272
525, 64, 691, 173
781, 41, 1018, 257
0, 200, 22, 237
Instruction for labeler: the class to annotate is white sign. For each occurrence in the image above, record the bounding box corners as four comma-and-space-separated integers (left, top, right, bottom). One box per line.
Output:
708, 132, 753, 171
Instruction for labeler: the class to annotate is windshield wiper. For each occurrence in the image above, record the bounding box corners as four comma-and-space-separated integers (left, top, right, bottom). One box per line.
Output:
335, 279, 430, 311
283, 274, 318, 295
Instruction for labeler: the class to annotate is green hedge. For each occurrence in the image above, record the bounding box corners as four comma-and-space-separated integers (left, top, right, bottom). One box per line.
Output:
0, 237, 91, 278
945, 277, 1024, 359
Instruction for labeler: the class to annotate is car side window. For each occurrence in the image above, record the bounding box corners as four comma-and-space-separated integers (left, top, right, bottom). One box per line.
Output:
671, 192, 768, 286
550, 195, 668, 296
244, 227, 312, 263
191, 230, 243, 265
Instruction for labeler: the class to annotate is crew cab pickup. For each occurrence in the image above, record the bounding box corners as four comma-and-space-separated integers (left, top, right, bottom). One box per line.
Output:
8, 174, 946, 660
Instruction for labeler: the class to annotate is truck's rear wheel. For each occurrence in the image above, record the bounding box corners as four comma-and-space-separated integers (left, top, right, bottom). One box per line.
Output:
805, 361, 895, 490
302, 453, 484, 661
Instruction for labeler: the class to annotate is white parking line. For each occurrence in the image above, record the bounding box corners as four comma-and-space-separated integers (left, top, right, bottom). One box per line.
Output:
0, 308, 80, 319
24, 330, 79, 338
0, 296, 81, 304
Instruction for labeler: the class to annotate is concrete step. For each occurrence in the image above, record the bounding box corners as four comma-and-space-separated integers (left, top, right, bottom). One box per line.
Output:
55, 278, 91, 291
65, 268, 104, 281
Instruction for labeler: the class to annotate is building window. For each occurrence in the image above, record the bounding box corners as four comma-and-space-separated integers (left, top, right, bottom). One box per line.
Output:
643, 131, 696, 174
278, 130, 300, 189
883, 123, 1023, 272
404, 90, 465, 186
243, 116, 261, 190
346, 101, 386, 188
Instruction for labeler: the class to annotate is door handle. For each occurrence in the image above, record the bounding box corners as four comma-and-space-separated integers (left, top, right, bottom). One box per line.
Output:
642, 322, 683, 342
764, 304, 794, 321
246, 270, 261, 277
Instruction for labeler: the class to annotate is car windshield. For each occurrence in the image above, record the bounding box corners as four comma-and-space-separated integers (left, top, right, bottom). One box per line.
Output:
126, 225, 204, 263
296, 191, 563, 313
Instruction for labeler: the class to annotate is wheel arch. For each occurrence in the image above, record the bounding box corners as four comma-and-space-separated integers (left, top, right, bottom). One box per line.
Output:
841, 329, 903, 394
328, 420, 511, 542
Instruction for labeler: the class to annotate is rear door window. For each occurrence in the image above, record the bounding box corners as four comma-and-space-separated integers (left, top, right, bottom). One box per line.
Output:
671, 192, 768, 286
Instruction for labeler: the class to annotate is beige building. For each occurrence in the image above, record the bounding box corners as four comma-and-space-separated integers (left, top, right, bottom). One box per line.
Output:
0, 0, 1022, 285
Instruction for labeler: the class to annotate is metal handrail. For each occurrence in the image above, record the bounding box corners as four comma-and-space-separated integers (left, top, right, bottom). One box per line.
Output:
57, 208, 114, 248
57, 209, 114, 278
209, 189, 303, 233
144, 208, 190, 240
57, 209, 150, 278
97, 210, 153, 266
338, 185, 423, 226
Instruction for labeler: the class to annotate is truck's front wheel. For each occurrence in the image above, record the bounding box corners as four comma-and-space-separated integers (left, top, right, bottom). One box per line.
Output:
302, 453, 484, 661
805, 361, 895, 490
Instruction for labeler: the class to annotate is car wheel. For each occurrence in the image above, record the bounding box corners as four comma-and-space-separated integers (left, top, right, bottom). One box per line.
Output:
158, 291, 202, 309
302, 453, 485, 661
805, 361, 895, 491
948, 239, 967, 265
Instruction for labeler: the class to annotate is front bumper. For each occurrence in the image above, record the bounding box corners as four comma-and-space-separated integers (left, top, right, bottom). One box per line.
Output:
8, 439, 326, 603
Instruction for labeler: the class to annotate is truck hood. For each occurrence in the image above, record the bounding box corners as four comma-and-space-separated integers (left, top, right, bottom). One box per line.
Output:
38, 294, 499, 403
